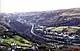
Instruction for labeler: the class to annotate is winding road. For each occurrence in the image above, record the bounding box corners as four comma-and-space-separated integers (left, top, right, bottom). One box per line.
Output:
30, 23, 52, 41
30, 23, 69, 44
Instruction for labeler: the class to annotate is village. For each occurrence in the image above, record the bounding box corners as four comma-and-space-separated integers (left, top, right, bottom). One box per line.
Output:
0, 26, 80, 51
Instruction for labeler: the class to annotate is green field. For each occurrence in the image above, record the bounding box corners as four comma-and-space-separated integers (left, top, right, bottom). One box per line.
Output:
0, 35, 32, 47
46, 26, 80, 31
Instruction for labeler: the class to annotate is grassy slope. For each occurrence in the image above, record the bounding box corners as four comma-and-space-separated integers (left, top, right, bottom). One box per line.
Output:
46, 26, 80, 31
0, 35, 32, 47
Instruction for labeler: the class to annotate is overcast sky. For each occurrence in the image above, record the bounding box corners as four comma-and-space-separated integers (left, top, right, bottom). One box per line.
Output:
1, 0, 80, 13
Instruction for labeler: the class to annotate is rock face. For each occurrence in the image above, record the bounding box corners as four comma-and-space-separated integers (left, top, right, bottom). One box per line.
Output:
1, 8, 80, 43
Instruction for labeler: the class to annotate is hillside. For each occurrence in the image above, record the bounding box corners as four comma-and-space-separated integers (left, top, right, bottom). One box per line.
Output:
1, 8, 80, 44
2, 8, 80, 26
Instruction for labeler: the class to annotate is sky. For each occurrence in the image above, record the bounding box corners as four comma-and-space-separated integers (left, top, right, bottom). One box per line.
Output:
1, 0, 80, 13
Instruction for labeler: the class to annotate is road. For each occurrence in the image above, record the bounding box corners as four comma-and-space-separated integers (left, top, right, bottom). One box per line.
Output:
30, 23, 51, 41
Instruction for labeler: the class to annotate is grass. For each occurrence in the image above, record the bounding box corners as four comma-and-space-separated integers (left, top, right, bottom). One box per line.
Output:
47, 26, 80, 31
0, 35, 32, 47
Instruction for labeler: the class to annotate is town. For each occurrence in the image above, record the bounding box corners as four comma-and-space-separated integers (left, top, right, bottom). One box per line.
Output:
0, 25, 80, 51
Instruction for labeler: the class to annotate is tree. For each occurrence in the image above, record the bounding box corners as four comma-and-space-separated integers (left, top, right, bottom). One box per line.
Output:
20, 38, 24, 43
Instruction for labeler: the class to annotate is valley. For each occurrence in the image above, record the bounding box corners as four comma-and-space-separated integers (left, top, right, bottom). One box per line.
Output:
1, 8, 80, 51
